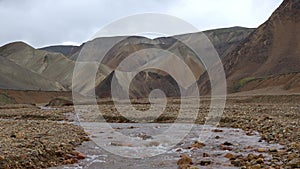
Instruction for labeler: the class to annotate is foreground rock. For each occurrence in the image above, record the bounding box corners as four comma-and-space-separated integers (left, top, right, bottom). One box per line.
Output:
177, 154, 199, 169
0, 95, 299, 168
85, 99, 299, 168
0, 106, 89, 168
46, 97, 73, 107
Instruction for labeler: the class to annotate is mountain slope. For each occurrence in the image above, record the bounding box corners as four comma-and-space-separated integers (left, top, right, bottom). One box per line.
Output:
95, 70, 181, 99
197, 0, 300, 94
223, 0, 300, 92
0, 56, 65, 91
175, 26, 254, 59
40, 27, 253, 62
39, 45, 80, 58
0, 26, 254, 96
238, 72, 300, 94
0, 42, 75, 89
76, 27, 253, 98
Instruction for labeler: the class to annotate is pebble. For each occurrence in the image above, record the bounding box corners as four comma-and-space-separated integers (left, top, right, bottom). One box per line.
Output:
231, 159, 242, 167
257, 148, 267, 152
215, 136, 221, 139
77, 152, 86, 160
247, 153, 255, 161
220, 145, 233, 151
188, 141, 206, 149
110, 142, 133, 147
212, 129, 223, 132
224, 153, 235, 159
199, 160, 212, 166
177, 154, 192, 166
269, 148, 277, 152
287, 158, 300, 168
223, 141, 233, 146
202, 153, 210, 157
251, 164, 261, 169
255, 158, 264, 164
146, 141, 160, 147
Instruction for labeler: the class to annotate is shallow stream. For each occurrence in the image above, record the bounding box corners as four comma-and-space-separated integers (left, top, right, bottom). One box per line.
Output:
54, 123, 283, 169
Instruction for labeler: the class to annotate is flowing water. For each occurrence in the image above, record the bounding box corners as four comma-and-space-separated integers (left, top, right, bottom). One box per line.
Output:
53, 123, 283, 169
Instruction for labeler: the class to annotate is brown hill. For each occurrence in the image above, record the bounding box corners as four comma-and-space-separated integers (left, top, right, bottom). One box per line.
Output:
95, 70, 181, 99
0, 27, 253, 98
175, 26, 254, 59
0, 42, 75, 89
224, 0, 300, 92
197, 0, 300, 95
75, 36, 195, 98
0, 56, 65, 91
43, 27, 253, 62
39, 45, 80, 59
76, 27, 252, 98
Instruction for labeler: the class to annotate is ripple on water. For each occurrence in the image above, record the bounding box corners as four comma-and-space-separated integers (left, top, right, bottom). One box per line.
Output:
54, 123, 283, 169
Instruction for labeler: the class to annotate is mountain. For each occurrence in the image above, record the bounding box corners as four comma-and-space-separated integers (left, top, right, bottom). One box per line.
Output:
95, 70, 181, 99
0, 42, 75, 89
0, 26, 254, 97
197, 0, 300, 94
73, 36, 201, 97
39, 45, 80, 59
1, 1, 299, 97
39, 27, 253, 61
0, 56, 65, 91
177, 26, 254, 59
72, 27, 253, 98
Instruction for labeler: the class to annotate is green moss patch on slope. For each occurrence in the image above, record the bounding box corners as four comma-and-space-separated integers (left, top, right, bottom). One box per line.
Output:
0, 93, 16, 105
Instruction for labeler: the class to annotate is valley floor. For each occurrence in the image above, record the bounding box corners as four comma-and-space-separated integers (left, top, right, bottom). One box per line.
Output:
0, 95, 299, 168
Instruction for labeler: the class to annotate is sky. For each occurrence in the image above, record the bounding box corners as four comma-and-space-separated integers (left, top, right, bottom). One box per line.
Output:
0, 0, 283, 48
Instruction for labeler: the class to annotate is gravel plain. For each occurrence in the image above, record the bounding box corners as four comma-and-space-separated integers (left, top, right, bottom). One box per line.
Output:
0, 95, 299, 168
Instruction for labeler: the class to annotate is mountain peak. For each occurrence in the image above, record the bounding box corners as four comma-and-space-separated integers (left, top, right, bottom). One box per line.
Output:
1, 41, 33, 49
0, 41, 34, 58
275, 0, 300, 18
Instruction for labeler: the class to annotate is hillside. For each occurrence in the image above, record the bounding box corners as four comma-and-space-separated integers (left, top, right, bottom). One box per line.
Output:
177, 26, 254, 59
73, 27, 253, 98
39, 45, 80, 58
0, 26, 265, 97
0, 42, 75, 89
223, 0, 300, 92
0, 56, 65, 91
39, 27, 253, 61
238, 72, 300, 94
197, 0, 300, 94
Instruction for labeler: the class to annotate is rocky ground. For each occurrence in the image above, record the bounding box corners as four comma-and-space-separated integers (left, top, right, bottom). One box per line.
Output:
183, 102, 300, 168
84, 96, 300, 168
0, 95, 299, 168
0, 105, 89, 169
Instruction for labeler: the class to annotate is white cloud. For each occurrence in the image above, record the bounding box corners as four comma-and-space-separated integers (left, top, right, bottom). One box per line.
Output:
0, 0, 283, 48
166, 0, 283, 30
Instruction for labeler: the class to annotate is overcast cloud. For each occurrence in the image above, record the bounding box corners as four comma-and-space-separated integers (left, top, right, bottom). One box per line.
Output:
0, 0, 283, 48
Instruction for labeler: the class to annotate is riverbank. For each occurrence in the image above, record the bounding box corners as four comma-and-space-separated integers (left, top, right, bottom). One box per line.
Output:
0, 105, 89, 168
0, 95, 299, 168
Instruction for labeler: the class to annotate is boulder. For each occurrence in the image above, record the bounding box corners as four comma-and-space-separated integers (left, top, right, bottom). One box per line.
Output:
46, 97, 73, 107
